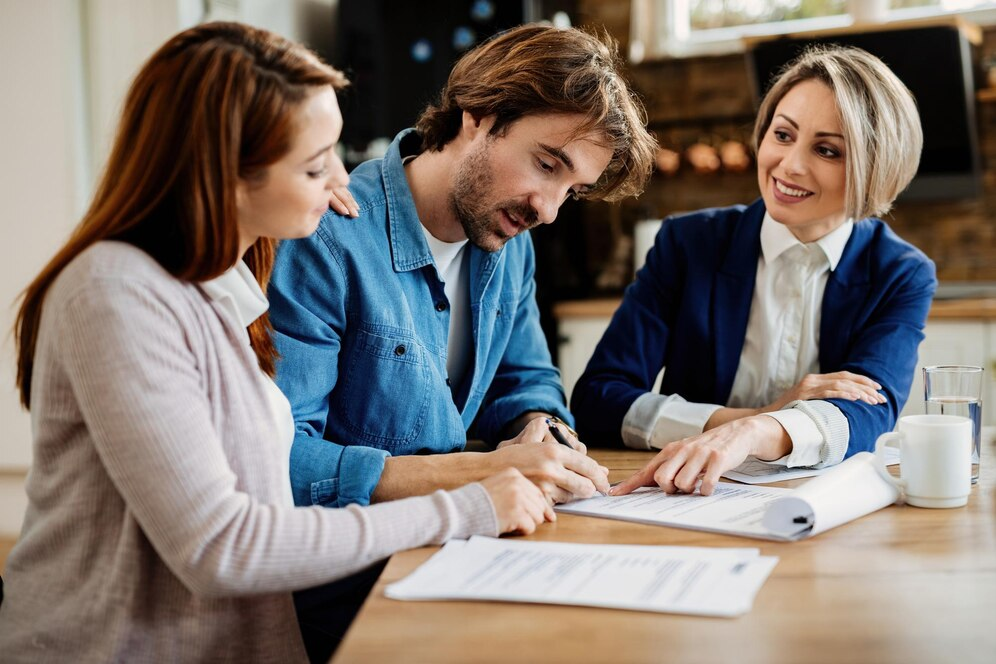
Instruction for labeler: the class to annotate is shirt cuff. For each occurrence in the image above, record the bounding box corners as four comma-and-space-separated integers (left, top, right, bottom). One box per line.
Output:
478, 392, 572, 445
762, 409, 823, 467
761, 400, 850, 468
791, 399, 850, 468
622, 392, 722, 450
312, 445, 390, 508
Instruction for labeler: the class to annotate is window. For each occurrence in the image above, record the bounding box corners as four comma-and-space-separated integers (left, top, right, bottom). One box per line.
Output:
629, 0, 996, 60
689, 0, 849, 30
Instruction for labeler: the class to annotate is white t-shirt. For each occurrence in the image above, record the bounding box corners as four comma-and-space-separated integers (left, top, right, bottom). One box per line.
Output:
420, 227, 473, 395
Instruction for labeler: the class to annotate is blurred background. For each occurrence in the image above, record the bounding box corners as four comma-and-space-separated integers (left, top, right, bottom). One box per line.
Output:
3, 0, 996, 537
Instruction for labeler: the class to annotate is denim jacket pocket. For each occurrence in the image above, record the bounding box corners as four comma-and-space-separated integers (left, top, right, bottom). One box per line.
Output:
336, 325, 430, 448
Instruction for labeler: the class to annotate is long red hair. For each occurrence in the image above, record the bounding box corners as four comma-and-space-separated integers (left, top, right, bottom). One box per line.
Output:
14, 22, 347, 408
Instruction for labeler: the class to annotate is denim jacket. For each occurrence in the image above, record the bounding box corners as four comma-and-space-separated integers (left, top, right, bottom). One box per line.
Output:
270, 129, 571, 508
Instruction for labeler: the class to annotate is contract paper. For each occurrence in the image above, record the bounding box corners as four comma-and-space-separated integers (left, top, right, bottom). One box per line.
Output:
723, 445, 900, 484
558, 452, 901, 541
385, 536, 778, 617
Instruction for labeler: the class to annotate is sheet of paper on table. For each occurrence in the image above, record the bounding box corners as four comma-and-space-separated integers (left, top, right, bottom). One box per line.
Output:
723, 445, 901, 484
385, 536, 778, 618
558, 452, 901, 541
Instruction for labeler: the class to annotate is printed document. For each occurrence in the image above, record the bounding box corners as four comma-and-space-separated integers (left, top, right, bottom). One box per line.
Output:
558, 483, 800, 540
558, 452, 901, 541
723, 445, 900, 484
385, 536, 778, 617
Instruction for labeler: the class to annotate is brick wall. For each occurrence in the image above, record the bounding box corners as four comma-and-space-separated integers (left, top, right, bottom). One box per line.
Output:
573, 0, 996, 284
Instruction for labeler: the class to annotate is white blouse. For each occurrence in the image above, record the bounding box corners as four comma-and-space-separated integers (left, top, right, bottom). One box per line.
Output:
622, 213, 853, 467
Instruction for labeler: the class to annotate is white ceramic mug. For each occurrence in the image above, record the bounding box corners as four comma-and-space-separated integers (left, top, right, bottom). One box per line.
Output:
874, 414, 972, 508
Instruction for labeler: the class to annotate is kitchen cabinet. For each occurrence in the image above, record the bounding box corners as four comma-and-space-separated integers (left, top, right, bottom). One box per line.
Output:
557, 312, 664, 404
900, 320, 992, 424
557, 315, 613, 402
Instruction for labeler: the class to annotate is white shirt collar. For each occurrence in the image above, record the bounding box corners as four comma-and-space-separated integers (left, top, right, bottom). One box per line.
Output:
760, 212, 853, 271
200, 260, 269, 329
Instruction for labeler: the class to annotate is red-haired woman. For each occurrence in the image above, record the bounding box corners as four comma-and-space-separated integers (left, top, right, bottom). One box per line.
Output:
0, 22, 550, 662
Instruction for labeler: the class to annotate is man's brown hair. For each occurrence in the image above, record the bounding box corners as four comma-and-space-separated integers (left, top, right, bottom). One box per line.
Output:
416, 24, 656, 202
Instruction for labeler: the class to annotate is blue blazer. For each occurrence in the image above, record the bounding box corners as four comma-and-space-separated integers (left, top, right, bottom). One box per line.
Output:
572, 199, 937, 456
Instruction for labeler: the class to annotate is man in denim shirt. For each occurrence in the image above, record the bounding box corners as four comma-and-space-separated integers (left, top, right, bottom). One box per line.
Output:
269, 25, 656, 512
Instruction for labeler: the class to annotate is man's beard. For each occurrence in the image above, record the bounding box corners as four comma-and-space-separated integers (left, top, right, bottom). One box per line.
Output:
450, 140, 538, 253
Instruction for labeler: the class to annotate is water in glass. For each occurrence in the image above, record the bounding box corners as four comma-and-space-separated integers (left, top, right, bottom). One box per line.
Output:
926, 397, 981, 483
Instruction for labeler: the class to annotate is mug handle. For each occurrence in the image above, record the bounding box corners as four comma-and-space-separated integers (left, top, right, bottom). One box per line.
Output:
875, 431, 906, 498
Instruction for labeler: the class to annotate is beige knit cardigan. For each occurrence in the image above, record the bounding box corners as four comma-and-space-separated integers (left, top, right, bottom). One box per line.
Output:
0, 242, 497, 662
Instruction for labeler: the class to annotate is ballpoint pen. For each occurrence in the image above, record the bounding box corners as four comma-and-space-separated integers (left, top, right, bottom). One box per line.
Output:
547, 419, 609, 496
545, 418, 575, 449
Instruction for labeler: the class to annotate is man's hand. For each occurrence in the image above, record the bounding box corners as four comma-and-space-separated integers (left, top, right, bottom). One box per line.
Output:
486, 418, 606, 502
611, 415, 790, 497
491, 441, 609, 504
372, 419, 607, 504
499, 412, 586, 453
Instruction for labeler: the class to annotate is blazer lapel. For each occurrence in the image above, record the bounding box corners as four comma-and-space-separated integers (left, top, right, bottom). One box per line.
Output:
712, 202, 765, 404
820, 220, 872, 370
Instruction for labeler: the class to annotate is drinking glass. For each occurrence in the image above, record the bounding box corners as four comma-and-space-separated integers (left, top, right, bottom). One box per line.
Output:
923, 365, 983, 484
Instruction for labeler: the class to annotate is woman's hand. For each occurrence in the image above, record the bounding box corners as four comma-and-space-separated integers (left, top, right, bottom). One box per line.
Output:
611, 415, 790, 497
765, 371, 886, 412
328, 185, 359, 218
479, 468, 555, 535
704, 371, 886, 432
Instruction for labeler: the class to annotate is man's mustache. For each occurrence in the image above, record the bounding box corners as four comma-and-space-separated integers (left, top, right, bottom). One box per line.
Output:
504, 203, 539, 229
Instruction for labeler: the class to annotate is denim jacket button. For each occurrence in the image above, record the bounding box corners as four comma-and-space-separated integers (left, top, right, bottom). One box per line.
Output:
435, 301, 447, 312
394, 344, 406, 356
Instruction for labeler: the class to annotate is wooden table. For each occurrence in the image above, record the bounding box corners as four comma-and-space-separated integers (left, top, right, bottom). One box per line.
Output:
553, 297, 996, 321
333, 436, 996, 664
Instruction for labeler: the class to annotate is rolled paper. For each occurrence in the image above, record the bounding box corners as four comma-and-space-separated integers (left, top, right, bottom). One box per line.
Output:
762, 452, 901, 538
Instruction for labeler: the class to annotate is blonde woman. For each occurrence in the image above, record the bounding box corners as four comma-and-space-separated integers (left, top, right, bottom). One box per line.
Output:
574, 46, 936, 496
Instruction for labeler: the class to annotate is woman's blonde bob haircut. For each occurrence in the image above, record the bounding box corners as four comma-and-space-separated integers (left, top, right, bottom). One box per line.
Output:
753, 45, 923, 221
